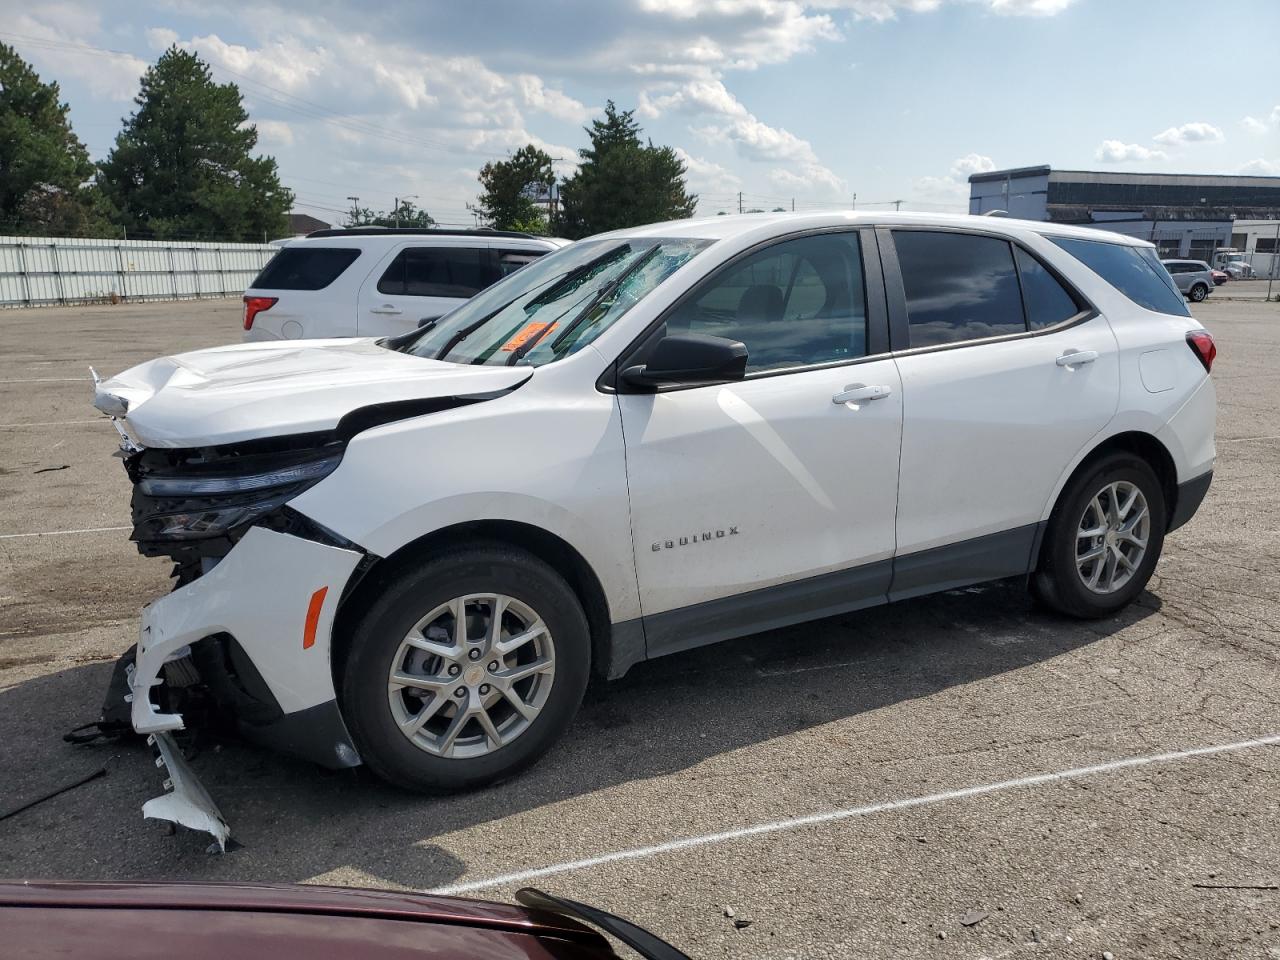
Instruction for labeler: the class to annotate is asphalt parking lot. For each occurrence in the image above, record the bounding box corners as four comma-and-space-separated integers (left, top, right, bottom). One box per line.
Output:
1, 296, 1277, 959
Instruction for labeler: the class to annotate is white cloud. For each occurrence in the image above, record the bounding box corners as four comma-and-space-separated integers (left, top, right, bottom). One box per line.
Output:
1239, 159, 1280, 176
513, 75, 593, 124
178, 32, 328, 94
814, 0, 1074, 19
674, 146, 742, 196
912, 174, 969, 202
640, 78, 844, 193
950, 152, 995, 177
145, 27, 179, 50
8, 5, 147, 101
252, 119, 294, 147
1153, 121, 1224, 146
984, 0, 1075, 14
1095, 140, 1168, 163
1242, 116, 1268, 135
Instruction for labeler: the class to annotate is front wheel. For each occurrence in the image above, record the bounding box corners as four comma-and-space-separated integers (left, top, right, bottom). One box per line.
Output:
1189, 283, 1208, 302
1031, 453, 1166, 619
341, 543, 591, 792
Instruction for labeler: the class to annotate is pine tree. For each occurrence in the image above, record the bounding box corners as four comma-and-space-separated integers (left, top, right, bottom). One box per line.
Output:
97, 47, 292, 241
556, 101, 696, 239
0, 42, 106, 236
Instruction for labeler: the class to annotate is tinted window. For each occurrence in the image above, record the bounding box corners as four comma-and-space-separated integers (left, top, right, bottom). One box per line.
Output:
894, 231, 1025, 347
498, 249, 547, 277
1015, 247, 1081, 330
1051, 237, 1190, 317
251, 247, 360, 291
378, 246, 489, 298
665, 232, 867, 373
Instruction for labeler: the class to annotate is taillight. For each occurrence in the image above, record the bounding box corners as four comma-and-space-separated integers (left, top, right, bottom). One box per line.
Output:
1186, 330, 1216, 373
243, 295, 278, 331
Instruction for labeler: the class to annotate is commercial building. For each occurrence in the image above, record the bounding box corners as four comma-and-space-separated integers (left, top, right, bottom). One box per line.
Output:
968, 166, 1280, 267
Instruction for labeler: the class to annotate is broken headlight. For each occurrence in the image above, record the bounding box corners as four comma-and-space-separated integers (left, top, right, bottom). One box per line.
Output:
130, 441, 343, 545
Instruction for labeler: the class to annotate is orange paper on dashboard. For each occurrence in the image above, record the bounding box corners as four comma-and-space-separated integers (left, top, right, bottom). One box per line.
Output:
500, 321, 558, 352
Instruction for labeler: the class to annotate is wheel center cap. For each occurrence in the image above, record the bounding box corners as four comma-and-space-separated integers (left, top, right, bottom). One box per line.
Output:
1105, 529, 1117, 546
464, 664, 485, 686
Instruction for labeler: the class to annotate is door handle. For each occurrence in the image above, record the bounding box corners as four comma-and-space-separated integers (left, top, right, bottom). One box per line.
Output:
369, 304, 403, 315
1056, 349, 1099, 367
832, 383, 893, 405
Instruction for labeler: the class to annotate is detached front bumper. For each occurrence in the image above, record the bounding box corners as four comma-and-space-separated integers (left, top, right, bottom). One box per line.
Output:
129, 525, 364, 845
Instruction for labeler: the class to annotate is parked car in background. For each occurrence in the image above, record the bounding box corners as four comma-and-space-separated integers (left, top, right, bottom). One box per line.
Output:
1210, 269, 1228, 286
95, 212, 1215, 845
0, 881, 689, 959
1160, 259, 1215, 301
242, 228, 569, 341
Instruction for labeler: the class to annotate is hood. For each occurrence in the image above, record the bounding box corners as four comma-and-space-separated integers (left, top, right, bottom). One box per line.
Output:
93, 338, 532, 448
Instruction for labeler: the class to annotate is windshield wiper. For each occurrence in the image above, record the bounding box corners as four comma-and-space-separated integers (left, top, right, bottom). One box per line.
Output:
524, 243, 663, 363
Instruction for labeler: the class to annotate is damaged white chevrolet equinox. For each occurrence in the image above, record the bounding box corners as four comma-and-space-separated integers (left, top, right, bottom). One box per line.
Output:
94, 212, 1215, 836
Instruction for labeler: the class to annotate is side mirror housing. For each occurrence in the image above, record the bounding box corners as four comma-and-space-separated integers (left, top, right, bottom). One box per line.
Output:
622, 333, 748, 388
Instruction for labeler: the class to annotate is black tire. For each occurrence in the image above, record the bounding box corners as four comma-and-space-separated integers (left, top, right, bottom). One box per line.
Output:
341, 543, 591, 792
1031, 452, 1166, 619
1189, 283, 1208, 302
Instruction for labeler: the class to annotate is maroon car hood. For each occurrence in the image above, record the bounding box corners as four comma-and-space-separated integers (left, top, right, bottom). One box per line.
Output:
0, 881, 610, 957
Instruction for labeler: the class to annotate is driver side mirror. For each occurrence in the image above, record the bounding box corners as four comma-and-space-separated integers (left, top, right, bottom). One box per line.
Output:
622, 333, 748, 388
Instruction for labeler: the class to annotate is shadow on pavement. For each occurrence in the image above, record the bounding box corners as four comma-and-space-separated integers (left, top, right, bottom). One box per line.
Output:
0, 579, 1160, 889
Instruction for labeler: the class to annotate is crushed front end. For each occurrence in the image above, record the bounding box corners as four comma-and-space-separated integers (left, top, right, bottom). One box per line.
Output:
102, 429, 371, 848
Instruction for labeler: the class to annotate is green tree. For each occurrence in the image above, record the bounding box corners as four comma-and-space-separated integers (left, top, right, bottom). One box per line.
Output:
556, 101, 696, 239
0, 42, 108, 236
97, 47, 292, 241
476, 144, 554, 232
344, 199, 435, 228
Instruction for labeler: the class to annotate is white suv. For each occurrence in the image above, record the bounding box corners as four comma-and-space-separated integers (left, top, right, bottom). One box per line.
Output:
94, 212, 1215, 842
241, 228, 568, 341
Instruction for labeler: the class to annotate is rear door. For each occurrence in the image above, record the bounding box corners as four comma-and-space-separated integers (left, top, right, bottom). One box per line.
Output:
883, 227, 1119, 597
357, 241, 495, 337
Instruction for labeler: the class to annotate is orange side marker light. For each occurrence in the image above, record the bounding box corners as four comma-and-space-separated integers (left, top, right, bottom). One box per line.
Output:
302, 586, 329, 650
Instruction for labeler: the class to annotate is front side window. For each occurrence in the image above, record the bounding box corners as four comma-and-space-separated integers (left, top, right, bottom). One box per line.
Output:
403, 238, 712, 366
1051, 237, 1190, 317
664, 232, 867, 373
378, 246, 489, 298
894, 231, 1025, 347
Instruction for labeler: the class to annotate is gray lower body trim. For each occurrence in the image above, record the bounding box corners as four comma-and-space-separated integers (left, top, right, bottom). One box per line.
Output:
626, 523, 1044, 667
238, 699, 362, 770
643, 560, 892, 659
888, 522, 1041, 601
1168, 469, 1212, 532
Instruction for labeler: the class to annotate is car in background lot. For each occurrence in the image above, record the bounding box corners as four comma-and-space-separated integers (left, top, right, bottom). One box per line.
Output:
242, 228, 569, 341
95, 212, 1215, 844
0, 881, 690, 959
1160, 259, 1215, 301
1211, 269, 1228, 285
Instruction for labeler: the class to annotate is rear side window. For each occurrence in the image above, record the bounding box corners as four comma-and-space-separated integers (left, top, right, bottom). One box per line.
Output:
1015, 247, 1081, 330
498, 249, 547, 277
1051, 237, 1190, 317
378, 247, 489, 298
894, 231, 1025, 347
251, 247, 360, 291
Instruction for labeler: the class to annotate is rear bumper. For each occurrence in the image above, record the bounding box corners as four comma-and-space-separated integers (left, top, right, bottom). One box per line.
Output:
1169, 469, 1213, 532
130, 526, 363, 768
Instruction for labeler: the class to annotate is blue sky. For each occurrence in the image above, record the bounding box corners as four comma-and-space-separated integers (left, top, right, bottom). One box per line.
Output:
3, 0, 1278, 228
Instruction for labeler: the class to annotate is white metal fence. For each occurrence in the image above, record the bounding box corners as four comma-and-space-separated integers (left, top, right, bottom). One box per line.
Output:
0, 235, 278, 308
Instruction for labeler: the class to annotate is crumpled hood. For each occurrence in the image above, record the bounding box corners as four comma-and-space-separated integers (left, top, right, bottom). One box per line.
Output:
93, 337, 532, 448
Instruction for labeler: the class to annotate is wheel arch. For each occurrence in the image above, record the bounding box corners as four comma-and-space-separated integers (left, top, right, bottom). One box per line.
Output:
1034, 430, 1178, 570
331, 519, 624, 687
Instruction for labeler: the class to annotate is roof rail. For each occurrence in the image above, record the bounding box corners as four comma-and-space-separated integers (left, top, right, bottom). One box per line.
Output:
304, 227, 541, 240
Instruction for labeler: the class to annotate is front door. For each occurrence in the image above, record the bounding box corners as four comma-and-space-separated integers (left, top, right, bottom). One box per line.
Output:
617, 230, 903, 656
357, 242, 492, 337
883, 228, 1119, 597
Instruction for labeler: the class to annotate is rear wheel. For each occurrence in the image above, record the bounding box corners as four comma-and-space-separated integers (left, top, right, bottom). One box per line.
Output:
1031, 452, 1166, 618
1189, 283, 1208, 302
342, 543, 591, 792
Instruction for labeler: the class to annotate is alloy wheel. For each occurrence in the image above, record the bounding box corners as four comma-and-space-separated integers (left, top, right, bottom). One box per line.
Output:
387, 594, 556, 759
1075, 480, 1150, 594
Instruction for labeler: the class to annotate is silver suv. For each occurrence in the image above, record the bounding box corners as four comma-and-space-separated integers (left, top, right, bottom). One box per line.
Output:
1160, 259, 1215, 303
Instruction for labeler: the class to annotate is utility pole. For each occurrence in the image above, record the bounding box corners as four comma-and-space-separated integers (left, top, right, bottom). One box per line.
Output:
738, 191, 744, 214
346, 196, 360, 226
791, 198, 795, 212
893, 200, 902, 212
1269, 220, 1279, 302
852, 193, 856, 210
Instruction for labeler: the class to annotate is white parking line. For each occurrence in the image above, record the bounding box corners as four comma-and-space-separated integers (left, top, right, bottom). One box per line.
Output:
0, 377, 91, 383
428, 733, 1280, 896
0, 419, 107, 428
1222, 434, 1280, 443
0, 525, 130, 540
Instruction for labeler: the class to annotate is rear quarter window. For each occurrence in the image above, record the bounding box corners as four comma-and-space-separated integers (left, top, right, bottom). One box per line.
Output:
1051, 237, 1190, 317
251, 247, 361, 291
